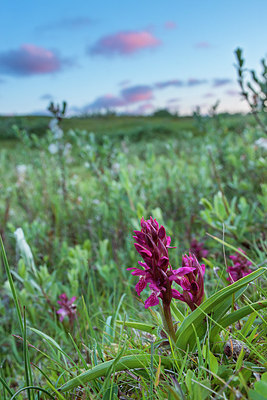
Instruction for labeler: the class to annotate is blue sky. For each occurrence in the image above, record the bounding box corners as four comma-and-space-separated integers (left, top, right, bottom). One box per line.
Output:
0, 0, 266, 115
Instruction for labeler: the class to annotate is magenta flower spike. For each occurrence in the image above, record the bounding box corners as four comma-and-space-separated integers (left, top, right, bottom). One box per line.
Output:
128, 217, 206, 340
128, 217, 206, 339
190, 238, 208, 260
227, 248, 252, 283
57, 293, 77, 324
128, 216, 175, 309
169, 253, 205, 311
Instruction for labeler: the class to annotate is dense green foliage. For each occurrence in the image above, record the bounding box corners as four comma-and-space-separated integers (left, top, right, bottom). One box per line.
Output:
0, 113, 266, 399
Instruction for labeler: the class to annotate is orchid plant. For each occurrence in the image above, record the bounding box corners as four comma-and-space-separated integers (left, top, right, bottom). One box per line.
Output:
128, 217, 205, 340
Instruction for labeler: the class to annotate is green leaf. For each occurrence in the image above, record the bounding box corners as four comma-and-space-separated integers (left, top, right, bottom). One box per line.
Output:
59, 354, 172, 393
185, 370, 194, 395
248, 373, 267, 399
192, 379, 211, 400
175, 268, 266, 351
209, 351, 218, 375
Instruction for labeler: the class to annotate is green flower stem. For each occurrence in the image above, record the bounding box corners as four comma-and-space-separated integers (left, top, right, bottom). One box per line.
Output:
162, 303, 176, 342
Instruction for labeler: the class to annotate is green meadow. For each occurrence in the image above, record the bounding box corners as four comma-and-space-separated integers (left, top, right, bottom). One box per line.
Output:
0, 111, 266, 399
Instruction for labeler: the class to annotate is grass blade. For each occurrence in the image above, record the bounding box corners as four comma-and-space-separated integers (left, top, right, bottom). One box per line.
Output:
116, 321, 157, 334
211, 300, 267, 339
0, 236, 23, 332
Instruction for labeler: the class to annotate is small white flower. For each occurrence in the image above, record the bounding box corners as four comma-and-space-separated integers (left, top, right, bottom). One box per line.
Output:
49, 118, 58, 131
112, 163, 120, 173
48, 143, 59, 154
16, 164, 27, 175
16, 164, 27, 185
255, 138, 267, 150
53, 127, 64, 139
63, 142, 72, 156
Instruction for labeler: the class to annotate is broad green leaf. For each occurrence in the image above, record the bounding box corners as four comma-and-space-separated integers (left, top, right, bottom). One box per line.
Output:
175, 268, 266, 351
185, 370, 194, 395
209, 351, 219, 375
59, 354, 172, 393
192, 379, 211, 400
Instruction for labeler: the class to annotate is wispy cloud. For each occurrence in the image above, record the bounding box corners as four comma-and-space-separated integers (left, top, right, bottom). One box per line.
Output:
39, 94, 54, 101
187, 78, 207, 86
167, 97, 180, 103
225, 89, 240, 96
85, 84, 154, 110
203, 92, 215, 98
80, 75, 233, 113
132, 103, 154, 114
155, 79, 183, 89
213, 78, 232, 87
37, 17, 93, 32
89, 30, 161, 56
194, 41, 212, 49
164, 21, 177, 30
121, 85, 153, 102
0, 44, 73, 76
88, 94, 125, 110
118, 79, 131, 87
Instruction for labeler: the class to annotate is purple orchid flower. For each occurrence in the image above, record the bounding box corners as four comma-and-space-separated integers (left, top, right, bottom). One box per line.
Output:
127, 217, 175, 308
128, 217, 205, 312
57, 293, 77, 323
227, 248, 252, 283
190, 238, 208, 260
169, 253, 205, 311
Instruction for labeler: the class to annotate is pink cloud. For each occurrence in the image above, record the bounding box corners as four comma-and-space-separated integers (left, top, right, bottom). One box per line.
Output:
0, 44, 72, 76
134, 103, 154, 114
88, 94, 125, 110
121, 85, 154, 103
87, 85, 154, 111
164, 21, 177, 30
90, 30, 161, 56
